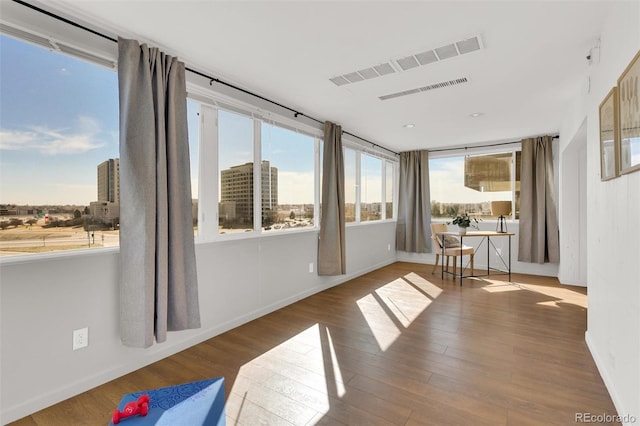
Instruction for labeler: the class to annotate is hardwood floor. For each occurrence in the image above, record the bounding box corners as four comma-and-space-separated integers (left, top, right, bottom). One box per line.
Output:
10, 262, 619, 425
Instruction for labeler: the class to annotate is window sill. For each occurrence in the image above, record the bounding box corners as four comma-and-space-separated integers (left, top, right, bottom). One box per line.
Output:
0, 245, 120, 266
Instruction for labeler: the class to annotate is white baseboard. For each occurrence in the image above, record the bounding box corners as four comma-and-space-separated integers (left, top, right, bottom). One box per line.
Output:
585, 331, 636, 425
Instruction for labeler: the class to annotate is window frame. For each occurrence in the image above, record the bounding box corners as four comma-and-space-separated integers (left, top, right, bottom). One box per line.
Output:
428, 144, 521, 221
190, 90, 398, 242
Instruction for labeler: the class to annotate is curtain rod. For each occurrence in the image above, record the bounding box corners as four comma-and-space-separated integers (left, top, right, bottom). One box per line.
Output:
12, 0, 400, 157
429, 135, 559, 154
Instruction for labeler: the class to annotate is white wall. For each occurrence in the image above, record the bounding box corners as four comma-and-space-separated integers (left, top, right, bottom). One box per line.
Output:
559, 120, 588, 286
559, 2, 640, 423
0, 222, 397, 424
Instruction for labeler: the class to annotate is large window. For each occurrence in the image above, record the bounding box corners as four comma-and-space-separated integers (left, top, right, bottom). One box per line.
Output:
342, 148, 394, 224
0, 34, 120, 255
360, 154, 382, 222
1, 28, 397, 257
344, 148, 357, 223
217, 109, 255, 234
385, 161, 394, 220
261, 122, 315, 231
0, 34, 203, 257
195, 108, 397, 240
429, 150, 520, 220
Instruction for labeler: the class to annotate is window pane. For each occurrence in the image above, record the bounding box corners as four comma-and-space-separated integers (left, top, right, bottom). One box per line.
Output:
429, 152, 516, 219
361, 154, 382, 222
218, 109, 254, 233
187, 100, 199, 235
0, 35, 119, 255
385, 161, 394, 219
344, 148, 356, 222
261, 123, 314, 231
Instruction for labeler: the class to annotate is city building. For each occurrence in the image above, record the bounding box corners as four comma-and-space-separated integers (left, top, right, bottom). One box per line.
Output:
220, 160, 277, 225
91, 158, 120, 223
97, 158, 119, 203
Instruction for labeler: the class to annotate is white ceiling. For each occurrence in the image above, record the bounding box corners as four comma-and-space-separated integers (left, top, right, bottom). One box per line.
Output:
45, 1, 613, 153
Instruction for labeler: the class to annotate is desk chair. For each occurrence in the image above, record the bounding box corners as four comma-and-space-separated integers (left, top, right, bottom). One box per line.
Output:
430, 223, 475, 276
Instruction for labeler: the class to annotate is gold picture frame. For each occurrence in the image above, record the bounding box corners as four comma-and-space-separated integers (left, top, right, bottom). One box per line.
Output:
599, 87, 619, 181
617, 50, 640, 175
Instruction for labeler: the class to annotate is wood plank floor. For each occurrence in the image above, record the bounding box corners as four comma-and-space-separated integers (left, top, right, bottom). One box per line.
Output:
10, 262, 619, 425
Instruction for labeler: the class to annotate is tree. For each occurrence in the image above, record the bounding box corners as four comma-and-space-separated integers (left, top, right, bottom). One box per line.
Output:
74, 209, 81, 219
289, 211, 296, 220
0, 221, 9, 230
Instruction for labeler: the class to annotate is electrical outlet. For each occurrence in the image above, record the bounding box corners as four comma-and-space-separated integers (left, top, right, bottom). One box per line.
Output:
387, 243, 391, 251
309, 262, 314, 273
73, 327, 89, 351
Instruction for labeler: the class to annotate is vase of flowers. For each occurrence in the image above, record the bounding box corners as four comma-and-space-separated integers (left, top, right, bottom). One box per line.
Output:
448, 213, 480, 235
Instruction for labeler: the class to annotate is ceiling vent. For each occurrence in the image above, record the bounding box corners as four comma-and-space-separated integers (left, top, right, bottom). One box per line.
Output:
379, 77, 469, 101
329, 34, 482, 87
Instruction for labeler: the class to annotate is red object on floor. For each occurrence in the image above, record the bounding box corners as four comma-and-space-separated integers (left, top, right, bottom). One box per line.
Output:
112, 394, 149, 424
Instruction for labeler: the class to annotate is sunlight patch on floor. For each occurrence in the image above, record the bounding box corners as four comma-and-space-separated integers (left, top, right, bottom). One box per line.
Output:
536, 300, 563, 308
478, 279, 523, 293
375, 278, 432, 327
228, 323, 349, 423
356, 294, 402, 351
403, 272, 443, 299
519, 283, 588, 308
357, 275, 434, 351
323, 326, 346, 397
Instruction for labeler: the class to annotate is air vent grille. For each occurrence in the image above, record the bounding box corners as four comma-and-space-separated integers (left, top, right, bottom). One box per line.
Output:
379, 77, 468, 101
374, 63, 396, 76
329, 34, 482, 87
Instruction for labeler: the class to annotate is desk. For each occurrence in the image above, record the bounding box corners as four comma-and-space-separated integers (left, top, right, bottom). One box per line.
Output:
441, 231, 515, 286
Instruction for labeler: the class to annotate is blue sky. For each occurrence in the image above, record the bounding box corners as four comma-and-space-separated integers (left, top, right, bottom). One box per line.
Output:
0, 34, 384, 207
1, 35, 119, 205
0, 35, 201, 206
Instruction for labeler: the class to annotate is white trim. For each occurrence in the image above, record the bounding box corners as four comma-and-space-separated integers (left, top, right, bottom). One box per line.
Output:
428, 142, 521, 159
355, 151, 362, 223
196, 105, 218, 241
585, 331, 634, 425
0, 246, 119, 266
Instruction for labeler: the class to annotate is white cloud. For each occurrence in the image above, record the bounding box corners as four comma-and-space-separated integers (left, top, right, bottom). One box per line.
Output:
278, 171, 314, 204
0, 116, 105, 155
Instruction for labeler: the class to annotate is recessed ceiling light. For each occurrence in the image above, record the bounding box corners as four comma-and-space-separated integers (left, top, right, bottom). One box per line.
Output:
470, 112, 484, 118
403, 123, 415, 128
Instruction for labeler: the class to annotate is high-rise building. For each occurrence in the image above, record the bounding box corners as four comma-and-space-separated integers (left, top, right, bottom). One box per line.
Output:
220, 161, 277, 224
92, 158, 120, 223
97, 158, 120, 203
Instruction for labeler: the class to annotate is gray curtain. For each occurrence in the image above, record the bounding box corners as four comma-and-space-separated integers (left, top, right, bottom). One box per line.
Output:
118, 38, 200, 348
518, 136, 560, 263
318, 121, 346, 276
396, 150, 431, 252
